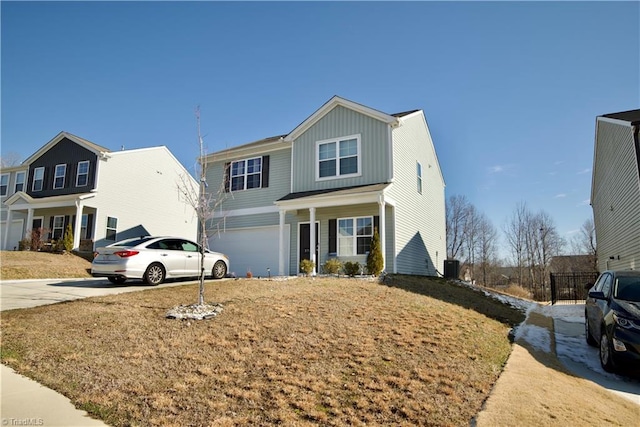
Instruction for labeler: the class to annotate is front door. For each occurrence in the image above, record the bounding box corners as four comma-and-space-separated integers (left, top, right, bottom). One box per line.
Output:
299, 223, 319, 264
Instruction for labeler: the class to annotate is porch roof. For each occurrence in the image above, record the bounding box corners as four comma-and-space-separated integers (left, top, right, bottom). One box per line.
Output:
275, 183, 392, 210
4, 191, 96, 209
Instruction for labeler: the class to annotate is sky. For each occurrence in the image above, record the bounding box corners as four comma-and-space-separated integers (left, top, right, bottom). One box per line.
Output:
2, 1, 639, 258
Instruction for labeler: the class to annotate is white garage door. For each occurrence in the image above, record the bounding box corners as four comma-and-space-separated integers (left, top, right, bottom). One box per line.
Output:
208, 225, 290, 278
1, 219, 24, 251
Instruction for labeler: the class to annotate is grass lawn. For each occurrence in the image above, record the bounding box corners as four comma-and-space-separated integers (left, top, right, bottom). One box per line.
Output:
1, 275, 524, 426
0, 250, 93, 280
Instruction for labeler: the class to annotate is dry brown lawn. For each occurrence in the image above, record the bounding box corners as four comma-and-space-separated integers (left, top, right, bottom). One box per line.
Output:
0, 250, 92, 280
1, 275, 524, 426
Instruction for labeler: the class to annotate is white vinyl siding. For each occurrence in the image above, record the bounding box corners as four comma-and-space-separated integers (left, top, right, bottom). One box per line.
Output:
32, 167, 44, 192
54, 164, 66, 189
76, 161, 90, 187
14, 171, 26, 193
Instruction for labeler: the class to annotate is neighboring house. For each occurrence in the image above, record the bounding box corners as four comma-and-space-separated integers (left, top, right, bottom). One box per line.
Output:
1, 131, 199, 251
204, 96, 446, 277
591, 109, 640, 271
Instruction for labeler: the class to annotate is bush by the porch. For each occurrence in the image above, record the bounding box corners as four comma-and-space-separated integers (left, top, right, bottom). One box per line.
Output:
366, 227, 383, 276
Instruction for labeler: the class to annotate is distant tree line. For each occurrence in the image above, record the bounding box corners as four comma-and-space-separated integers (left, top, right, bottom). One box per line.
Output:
446, 195, 597, 294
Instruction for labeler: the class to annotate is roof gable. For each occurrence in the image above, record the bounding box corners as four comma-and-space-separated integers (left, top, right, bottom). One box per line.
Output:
600, 109, 640, 125
284, 96, 400, 142
22, 131, 110, 165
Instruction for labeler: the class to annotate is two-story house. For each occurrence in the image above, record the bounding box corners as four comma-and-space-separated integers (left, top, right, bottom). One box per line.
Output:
1, 131, 199, 252
591, 109, 640, 271
204, 96, 446, 277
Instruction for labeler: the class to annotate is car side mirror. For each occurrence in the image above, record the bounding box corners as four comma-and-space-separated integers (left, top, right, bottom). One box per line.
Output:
588, 290, 606, 300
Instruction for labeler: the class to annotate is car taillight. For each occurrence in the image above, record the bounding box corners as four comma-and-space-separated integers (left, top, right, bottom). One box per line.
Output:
113, 250, 139, 258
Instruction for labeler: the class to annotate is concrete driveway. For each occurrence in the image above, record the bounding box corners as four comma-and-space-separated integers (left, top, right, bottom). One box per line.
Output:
0, 277, 198, 311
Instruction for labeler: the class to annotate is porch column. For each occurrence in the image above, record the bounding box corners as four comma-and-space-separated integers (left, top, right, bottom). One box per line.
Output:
378, 196, 386, 271
309, 207, 316, 276
278, 209, 286, 276
73, 200, 84, 250
25, 208, 34, 239
3, 208, 13, 250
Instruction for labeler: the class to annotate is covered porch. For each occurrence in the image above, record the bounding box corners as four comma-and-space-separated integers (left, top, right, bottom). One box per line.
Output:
274, 183, 395, 276
3, 192, 97, 252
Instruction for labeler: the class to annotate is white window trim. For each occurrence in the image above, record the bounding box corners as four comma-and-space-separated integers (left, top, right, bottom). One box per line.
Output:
106, 216, 118, 241
32, 167, 45, 192
417, 161, 423, 195
0, 173, 8, 196
337, 215, 373, 256
14, 170, 26, 193
76, 161, 90, 187
315, 134, 362, 181
53, 164, 66, 189
230, 157, 262, 191
52, 215, 65, 240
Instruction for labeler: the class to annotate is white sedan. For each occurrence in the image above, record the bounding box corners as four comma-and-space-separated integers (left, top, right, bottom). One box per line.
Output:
91, 236, 229, 285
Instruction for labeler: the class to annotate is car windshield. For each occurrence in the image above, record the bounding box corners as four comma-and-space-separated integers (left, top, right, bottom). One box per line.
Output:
109, 237, 156, 248
614, 276, 640, 302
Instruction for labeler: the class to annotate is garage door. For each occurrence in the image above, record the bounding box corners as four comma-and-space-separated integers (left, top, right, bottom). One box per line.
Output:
1, 219, 24, 251
208, 225, 290, 278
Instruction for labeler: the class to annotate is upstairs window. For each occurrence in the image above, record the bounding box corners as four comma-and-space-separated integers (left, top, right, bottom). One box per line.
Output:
338, 216, 373, 256
54, 164, 66, 189
76, 161, 90, 187
14, 171, 26, 193
417, 161, 423, 194
224, 156, 269, 193
0, 174, 8, 196
317, 135, 361, 180
32, 167, 44, 192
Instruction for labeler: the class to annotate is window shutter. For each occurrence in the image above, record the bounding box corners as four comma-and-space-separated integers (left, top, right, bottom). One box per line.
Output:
224, 162, 231, 193
374, 216, 380, 234
262, 155, 270, 188
48, 216, 54, 240
71, 215, 76, 233
328, 219, 337, 254
64, 215, 70, 230
87, 214, 94, 239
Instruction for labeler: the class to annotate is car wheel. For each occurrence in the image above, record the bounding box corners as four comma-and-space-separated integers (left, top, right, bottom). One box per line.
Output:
108, 276, 127, 285
585, 315, 597, 347
599, 328, 615, 372
212, 260, 227, 280
144, 263, 165, 286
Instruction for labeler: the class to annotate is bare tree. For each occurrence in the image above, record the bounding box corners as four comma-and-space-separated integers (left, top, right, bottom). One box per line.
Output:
0, 152, 22, 167
570, 217, 597, 269
175, 107, 228, 306
446, 195, 471, 260
477, 213, 498, 286
503, 202, 529, 287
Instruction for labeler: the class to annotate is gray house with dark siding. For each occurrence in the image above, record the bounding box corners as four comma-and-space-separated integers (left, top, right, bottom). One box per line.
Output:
204, 96, 446, 277
591, 109, 640, 271
1, 131, 198, 251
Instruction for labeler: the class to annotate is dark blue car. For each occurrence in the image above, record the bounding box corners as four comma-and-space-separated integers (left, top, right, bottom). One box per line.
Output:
585, 270, 640, 373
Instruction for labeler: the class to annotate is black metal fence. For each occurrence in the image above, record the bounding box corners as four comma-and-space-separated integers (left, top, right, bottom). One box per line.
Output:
549, 272, 600, 305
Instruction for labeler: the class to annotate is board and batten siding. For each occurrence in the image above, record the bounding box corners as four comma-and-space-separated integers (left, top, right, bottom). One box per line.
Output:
592, 120, 640, 271
91, 147, 198, 247
388, 112, 446, 275
291, 106, 390, 193
205, 147, 291, 213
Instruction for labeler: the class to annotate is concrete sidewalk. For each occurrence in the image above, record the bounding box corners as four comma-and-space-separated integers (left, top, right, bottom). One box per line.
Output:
1, 277, 199, 427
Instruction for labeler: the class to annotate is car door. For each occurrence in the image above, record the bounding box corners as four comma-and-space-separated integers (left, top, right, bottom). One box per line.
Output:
155, 238, 188, 277
586, 273, 607, 337
180, 239, 202, 277
590, 273, 613, 342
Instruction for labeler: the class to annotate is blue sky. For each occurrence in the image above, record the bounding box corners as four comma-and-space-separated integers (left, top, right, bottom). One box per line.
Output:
2, 1, 638, 257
